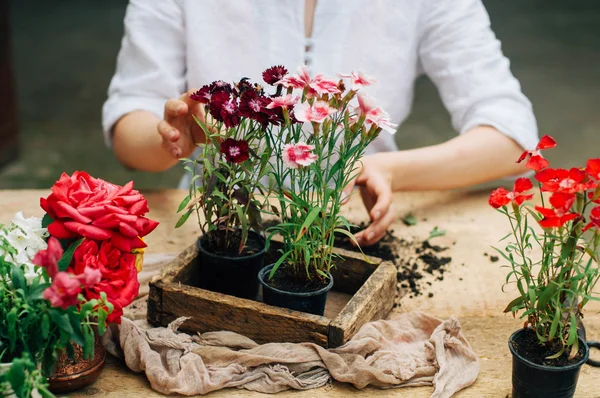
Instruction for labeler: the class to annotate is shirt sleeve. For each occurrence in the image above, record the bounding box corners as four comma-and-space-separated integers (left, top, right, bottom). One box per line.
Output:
418, 0, 538, 151
102, 0, 186, 146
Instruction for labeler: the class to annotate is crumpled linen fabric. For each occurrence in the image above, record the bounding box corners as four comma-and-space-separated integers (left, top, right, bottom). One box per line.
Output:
105, 312, 479, 397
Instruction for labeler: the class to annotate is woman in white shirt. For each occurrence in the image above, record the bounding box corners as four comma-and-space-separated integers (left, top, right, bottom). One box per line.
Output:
103, 0, 537, 245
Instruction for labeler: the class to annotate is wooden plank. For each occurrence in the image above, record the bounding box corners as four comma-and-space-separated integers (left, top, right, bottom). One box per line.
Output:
329, 247, 382, 295
328, 261, 397, 347
149, 243, 198, 284
159, 282, 331, 346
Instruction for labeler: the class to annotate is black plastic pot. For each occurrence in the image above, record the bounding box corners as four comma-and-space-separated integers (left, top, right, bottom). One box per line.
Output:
509, 329, 590, 398
196, 231, 265, 300
258, 264, 334, 316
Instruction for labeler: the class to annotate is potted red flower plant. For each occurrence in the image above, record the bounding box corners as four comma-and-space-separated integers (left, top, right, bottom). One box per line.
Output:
489, 136, 599, 398
37, 171, 158, 392
259, 67, 396, 315
176, 77, 278, 299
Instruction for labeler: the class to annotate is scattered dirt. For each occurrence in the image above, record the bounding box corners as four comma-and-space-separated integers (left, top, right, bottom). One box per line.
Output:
511, 328, 585, 367
490, 255, 499, 263
263, 220, 455, 305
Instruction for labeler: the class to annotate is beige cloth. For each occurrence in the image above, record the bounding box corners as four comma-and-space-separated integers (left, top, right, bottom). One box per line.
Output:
105, 313, 479, 397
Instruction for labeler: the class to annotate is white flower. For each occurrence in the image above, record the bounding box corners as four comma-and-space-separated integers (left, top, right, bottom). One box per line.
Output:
0, 212, 49, 283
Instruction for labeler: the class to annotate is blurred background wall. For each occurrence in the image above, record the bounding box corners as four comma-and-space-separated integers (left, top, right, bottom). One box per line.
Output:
1, 0, 599, 189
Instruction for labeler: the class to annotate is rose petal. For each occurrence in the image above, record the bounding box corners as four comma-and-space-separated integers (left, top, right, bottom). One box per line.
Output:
64, 221, 112, 240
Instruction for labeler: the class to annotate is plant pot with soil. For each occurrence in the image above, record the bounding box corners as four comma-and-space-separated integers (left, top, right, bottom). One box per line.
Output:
175, 77, 276, 300
489, 135, 600, 398
261, 67, 396, 315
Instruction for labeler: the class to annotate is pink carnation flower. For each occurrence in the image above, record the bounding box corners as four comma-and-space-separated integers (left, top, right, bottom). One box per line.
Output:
276, 65, 311, 89
356, 93, 397, 133
339, 71, 376, 91
309, 75, 341, 95
294, 101, 337, 124
266, 94, 298, 109
43, 272, 82, 309
282, 143, 317, 169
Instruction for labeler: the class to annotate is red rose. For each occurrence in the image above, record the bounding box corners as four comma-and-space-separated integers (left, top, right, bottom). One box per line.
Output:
70, 239, 140, 323
41, 171, 159, 252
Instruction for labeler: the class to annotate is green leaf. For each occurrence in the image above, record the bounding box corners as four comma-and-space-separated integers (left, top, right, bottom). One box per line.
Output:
175, 209, 193, 229
42, 213, 53, 228
6, 359, 25, 393
567, 313, 578, 346
41, 313, 50, 340
10, 265, 26, 291
527, 287, 536, 308
177, 195, 191, 213
269, 251, 291, 280
548, 305, 560, 341
236, 206, 248, 255
427, 226, 446, 240
503, 296, 525, 313
57, 238, 84, 272
49, 310, 74, 335
333, 228, 375, 264
7, 308, 17, 351
97, 309, 107, 336
296, 207, 321, 242
401, 213, 418, 226
83, 327, 95, 359
192, 114, 211, 137
536, 281, 559, 310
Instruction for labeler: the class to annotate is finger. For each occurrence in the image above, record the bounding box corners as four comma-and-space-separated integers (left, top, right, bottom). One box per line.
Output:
164, 98, 188, 118
157, 120, 180, 142
355, 208, 395, 246
368, 184, 392, 222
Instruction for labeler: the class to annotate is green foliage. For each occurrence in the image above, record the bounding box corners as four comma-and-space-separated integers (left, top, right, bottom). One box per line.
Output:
495, 191, 600, 359
265, 95, 380, 283
177, 115, 271, 255
0, 228, 111, 392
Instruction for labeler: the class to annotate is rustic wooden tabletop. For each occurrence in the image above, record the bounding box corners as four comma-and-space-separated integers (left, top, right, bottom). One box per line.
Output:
2, 189, 599, 397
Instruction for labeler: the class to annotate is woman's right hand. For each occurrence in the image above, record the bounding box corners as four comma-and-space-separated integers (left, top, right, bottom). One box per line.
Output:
158, 89, 207, 159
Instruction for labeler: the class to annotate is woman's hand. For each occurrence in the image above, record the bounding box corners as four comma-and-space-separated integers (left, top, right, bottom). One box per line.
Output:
343, 155, 396, 246
158, 89, 208, 159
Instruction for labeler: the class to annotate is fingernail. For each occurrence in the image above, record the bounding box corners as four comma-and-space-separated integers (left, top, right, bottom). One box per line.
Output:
169, 130, 175, 139
368, 232, 374, 240
176, 105, 185, 113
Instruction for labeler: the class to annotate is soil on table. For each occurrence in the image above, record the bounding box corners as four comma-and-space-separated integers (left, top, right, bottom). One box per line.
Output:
264, 268, 329, 293
511, 328, 586, 367
263, 220, 454, 304
202, 229, 263, 257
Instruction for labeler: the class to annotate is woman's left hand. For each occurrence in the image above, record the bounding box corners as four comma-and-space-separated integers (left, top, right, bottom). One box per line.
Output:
342, 155, 395, 246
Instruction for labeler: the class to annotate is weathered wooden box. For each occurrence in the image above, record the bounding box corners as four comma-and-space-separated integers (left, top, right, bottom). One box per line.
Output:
147, 241, 397, 348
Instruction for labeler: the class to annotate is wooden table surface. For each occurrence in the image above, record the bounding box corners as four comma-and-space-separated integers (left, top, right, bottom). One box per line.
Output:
2, 189, 599, 398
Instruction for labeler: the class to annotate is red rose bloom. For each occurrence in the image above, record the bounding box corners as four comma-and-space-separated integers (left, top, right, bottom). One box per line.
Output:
262, 65, 288, 85
535, 192, 579, 228
517, 135, 556, 171
70, 239, 140, 323
220, 138, 250, 164
535, 167, 596, 194
41, 172, 159, 252
488, 178, 534, 209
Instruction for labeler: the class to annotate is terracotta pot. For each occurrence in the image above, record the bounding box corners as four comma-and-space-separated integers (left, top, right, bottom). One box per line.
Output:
48, 332, 106, 394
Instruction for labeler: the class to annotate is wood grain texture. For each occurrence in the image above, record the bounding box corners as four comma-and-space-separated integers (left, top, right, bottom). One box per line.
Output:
160, 282, 330, 346
329, 261, 397, 347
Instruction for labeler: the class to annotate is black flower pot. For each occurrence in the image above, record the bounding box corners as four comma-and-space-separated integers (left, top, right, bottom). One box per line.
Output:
258, 264, 334, 316
196, 231, 265, 300
509, 329, 590, 398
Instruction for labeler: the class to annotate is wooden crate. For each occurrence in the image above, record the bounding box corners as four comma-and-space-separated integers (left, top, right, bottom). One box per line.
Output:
147, 241, 397, 348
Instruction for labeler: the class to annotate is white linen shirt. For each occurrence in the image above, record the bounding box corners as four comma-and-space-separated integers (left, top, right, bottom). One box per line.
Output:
102, 0, 538, 183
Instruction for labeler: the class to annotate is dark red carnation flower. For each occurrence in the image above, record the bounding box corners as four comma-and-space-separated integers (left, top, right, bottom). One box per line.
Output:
262, 65, 289, 85
209, 80, 233, 93
517, 135, 556, 171
220, 98, 241, 128
190, 85, 211, 103
586, 158, 600, 180
220, 138, 249, 164
234, 77, 254, 97
239, 90, 271, 126
488, 178, 534, 209
535, 167, 596, 194
534, 192, 579, 228
208, 91, 230, 123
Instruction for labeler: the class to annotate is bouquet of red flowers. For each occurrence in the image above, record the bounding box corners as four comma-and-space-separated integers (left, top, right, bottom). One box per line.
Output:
36, 171, 159, 322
